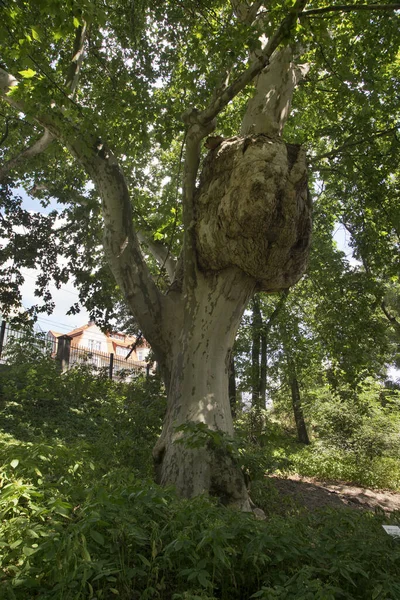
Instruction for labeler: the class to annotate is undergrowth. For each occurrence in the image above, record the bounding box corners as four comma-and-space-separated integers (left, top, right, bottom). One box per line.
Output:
236, 412, 400, 491
1, 348, 400, 599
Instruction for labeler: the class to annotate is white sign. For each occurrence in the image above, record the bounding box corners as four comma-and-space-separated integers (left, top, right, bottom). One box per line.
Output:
382, 525, 400, 538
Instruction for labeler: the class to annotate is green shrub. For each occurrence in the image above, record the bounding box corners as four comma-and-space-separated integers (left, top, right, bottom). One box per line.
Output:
286, 443, 400, 490
2, 343, 400, 598
1, 454, 400, 599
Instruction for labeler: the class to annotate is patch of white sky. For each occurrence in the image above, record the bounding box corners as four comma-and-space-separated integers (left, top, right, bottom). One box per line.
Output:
332, 223, 361, 267
7, 187, 90, 333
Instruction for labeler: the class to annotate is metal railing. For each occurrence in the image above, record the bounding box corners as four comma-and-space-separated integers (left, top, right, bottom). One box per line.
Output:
0, 321, 147, 380
0, 321, 56, 364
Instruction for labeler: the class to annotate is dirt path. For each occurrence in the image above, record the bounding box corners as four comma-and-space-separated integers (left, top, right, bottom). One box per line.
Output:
269, 474, 400, 513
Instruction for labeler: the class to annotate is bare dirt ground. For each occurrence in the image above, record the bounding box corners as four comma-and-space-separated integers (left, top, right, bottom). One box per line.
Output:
268, 475, 400, 513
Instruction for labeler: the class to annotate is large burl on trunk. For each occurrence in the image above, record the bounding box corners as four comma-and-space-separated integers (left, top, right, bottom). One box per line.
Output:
153, 135, 311, 511
195, 135, 311, 291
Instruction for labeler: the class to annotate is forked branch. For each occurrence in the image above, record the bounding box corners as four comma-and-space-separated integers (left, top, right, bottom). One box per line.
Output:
180, 0, 308, 287
231, 0, 265, 24
0, 66, 170, 357
137, 230, 177, 283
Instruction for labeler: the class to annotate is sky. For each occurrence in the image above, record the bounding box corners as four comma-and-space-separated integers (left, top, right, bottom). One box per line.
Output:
13, 188, 90, 334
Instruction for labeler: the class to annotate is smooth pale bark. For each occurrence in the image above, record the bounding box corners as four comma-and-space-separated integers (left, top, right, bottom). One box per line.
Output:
136, 230, 177, 283
241, 47, 309, 137
154, 268, 255, 509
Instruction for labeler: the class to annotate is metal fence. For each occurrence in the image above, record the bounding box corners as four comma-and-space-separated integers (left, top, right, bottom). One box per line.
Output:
0, 321, 147, 381
0, 321, 55, 363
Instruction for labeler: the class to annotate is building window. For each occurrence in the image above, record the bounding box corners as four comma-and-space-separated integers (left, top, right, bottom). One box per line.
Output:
136, 349, 148, 362
88, 339, 101, 351
111, 333, 125, 341
116, 346, 129, 357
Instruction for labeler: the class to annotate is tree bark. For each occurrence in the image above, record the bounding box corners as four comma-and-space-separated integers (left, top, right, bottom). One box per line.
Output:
0, 0, 312, 508
228, 353, 237, 418
288, 359, 310, 445
250, 296, 264, 440
251, 296, 262, 408
153, 268, 255, 510
260, 326, 267, 408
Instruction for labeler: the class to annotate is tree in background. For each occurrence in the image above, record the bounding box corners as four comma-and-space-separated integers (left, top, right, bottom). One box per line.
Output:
1, 0, 399, 508
236, 208, 396, 446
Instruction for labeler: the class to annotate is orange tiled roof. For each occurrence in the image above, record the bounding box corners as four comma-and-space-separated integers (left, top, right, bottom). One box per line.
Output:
48, 322, 148, 352
66, 323, 91, 338
48, 330, 64, 338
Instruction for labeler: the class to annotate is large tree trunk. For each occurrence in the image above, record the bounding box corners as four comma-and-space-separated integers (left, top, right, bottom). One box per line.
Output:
153, 268, 255, 510
152, 132, 311, 506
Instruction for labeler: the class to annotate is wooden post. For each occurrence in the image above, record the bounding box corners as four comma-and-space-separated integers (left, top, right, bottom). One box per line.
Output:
0, 321, 6, 359
109, 352, 114, 379
56, 335, 72, 372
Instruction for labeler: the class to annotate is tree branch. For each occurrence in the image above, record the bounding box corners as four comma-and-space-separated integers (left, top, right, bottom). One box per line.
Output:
137, 230, 177, 283
231, 1, 265, 24
264, 289, 289, 336
0, 66, 171, 361
180, 0, 308, 288
65, 22, 88, 96
342, 220, 400, 337
381, 300, 400, 334
311, 125, 400, 164
0, 129, 54, 181
198, 0, 308, 126
301, 3, 400, 17
0, 117, 9, 147
0, 23, 87, 182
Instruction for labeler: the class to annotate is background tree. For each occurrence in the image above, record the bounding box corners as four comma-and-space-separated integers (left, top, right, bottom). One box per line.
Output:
234, 196, 397, 445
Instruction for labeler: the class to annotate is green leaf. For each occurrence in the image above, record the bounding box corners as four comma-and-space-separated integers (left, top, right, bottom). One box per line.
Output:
197, 570, 211, 588
137, 553, 151, 567
73, 16, 80, 28
90, 530, 105, 546
18, 69, 36, 79
31, 27, 41, 41
372, 585, 383, 599
27, 529, 40, 539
